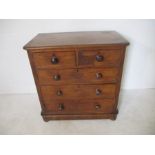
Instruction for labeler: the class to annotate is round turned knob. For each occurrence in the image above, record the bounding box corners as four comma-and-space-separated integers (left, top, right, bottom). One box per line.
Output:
58, 103, 64, 111
51, 55, 59, 64
96, 89, 102, 96
96, 73, 103, 79
95, 104, 101, 110
53, 74, 61, 81
96, 55, 104, 62
56, 90, 63, 96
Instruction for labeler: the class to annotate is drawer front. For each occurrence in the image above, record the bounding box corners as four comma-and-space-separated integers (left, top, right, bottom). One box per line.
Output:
78, 49, 122, 67
44, 99, 115, 114
33, 51, 76, 69
37, 68, 119, 85
41, 84, 116, 100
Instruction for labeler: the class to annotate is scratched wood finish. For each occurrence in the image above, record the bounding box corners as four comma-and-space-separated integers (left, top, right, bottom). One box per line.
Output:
23, 31, 129, 121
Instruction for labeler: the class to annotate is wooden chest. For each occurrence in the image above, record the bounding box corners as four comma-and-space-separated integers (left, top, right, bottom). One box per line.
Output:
23, 31, 129, 121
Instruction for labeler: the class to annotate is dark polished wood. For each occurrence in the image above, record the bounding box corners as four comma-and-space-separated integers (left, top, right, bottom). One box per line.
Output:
24, 31, 129, 121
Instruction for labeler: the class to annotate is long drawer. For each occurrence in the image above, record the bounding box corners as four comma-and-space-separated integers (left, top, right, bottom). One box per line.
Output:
41, 84, 116, 100
43, 99, 115, 114
37, 68, 119, 85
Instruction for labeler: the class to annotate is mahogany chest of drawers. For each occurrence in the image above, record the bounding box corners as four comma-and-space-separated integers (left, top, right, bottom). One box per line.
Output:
23, 31, 129, 121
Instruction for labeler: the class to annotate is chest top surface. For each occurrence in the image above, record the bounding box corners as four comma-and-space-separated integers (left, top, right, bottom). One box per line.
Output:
23, 31, 129, 50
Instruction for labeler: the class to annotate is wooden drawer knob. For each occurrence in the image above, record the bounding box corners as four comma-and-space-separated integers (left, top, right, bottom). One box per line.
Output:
53, 74, 61, 81
96, 73, 102, 79
58, 103, 64, 111
96, 55, 104, 62
95, 104, 101, 109
51, 55, 59, 64
56, 90, 63, 96
96, 89, 102, 96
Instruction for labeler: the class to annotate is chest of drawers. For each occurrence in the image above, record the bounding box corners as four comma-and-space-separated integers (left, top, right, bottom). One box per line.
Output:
23, 31, 129, 121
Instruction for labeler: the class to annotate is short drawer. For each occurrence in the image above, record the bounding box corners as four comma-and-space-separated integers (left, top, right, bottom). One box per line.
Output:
41, 84, 116, 100
44, 99, 115, 114
37, 68, 119, 85
78, 49, 122, 67
33, 50, 76, 69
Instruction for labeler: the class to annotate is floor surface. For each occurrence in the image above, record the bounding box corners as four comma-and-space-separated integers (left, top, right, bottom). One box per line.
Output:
0, 89, 155, 134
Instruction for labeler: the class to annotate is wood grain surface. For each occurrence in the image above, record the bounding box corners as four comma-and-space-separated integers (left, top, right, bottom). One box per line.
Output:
24, 31, 129, 121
